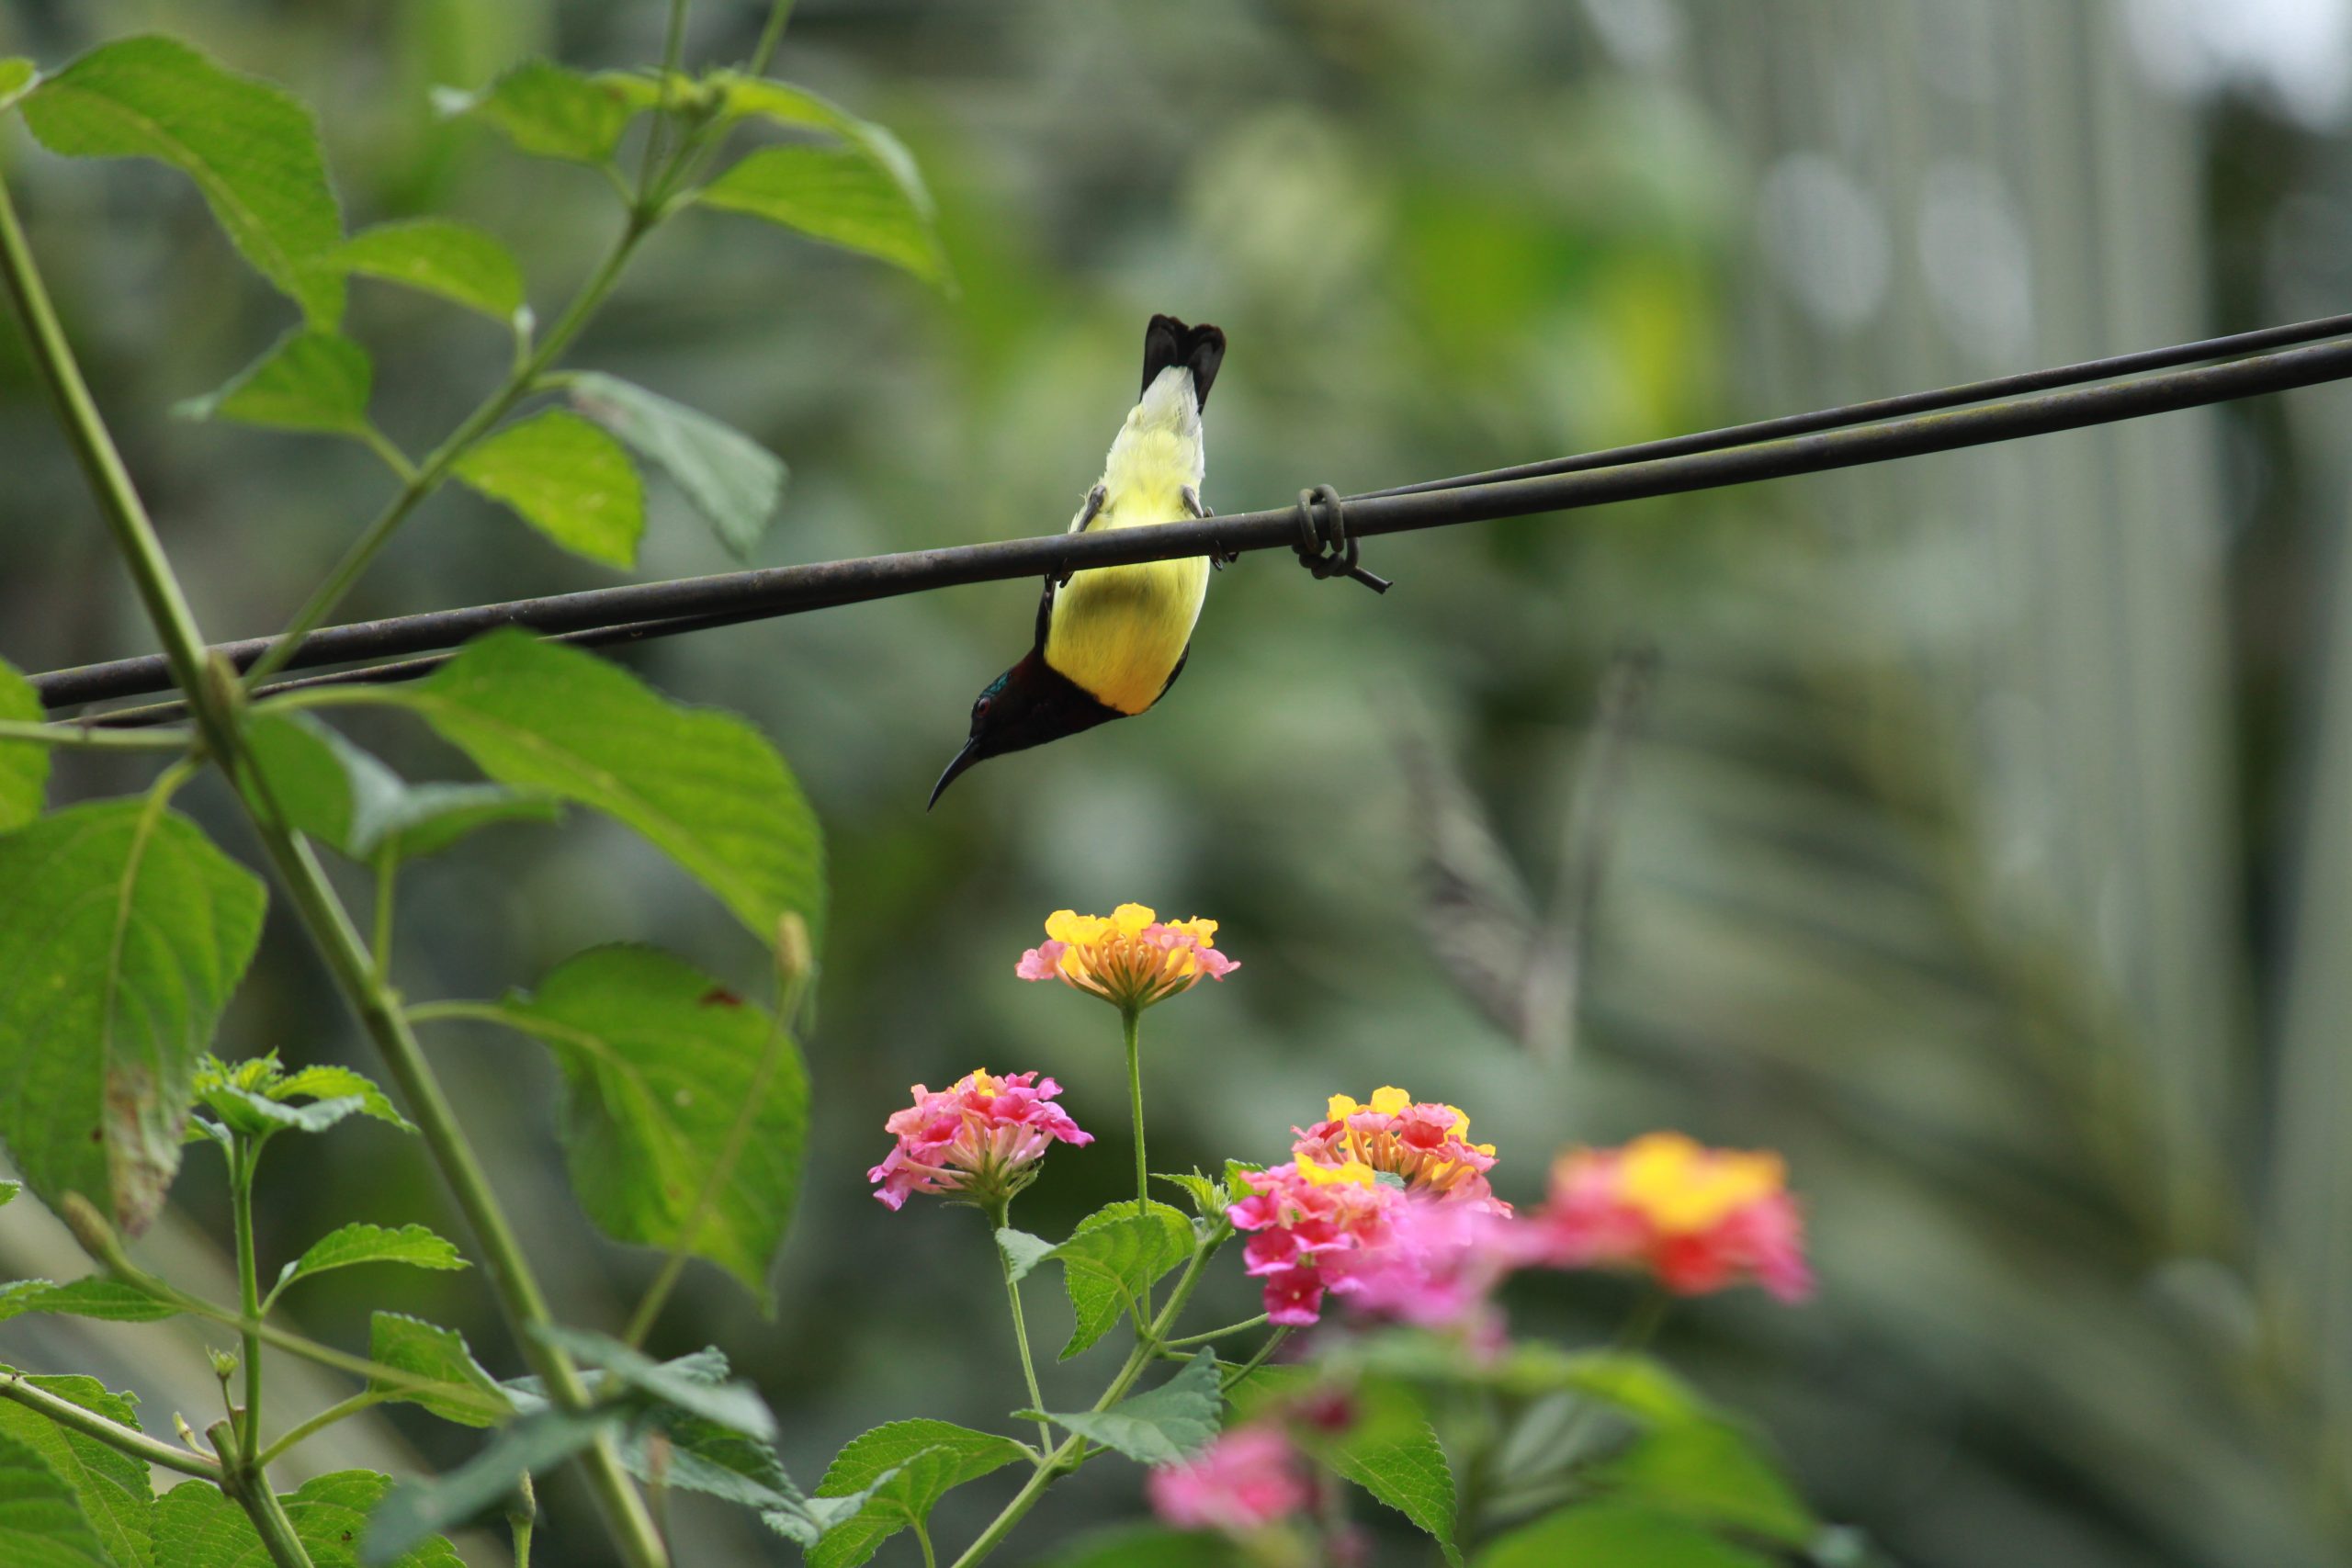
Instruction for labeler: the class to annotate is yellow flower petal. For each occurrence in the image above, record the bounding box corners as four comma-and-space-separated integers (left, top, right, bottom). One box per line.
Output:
1296, 1157, 1376, 1188
1369, 1086, 1413, 1116
1327, 1093, 1363, 1122
1112, 902, 1157, 934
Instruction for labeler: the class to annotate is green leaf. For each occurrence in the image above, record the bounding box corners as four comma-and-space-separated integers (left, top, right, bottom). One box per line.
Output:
1493, 1347, 1707, 1426
246, 712, 560, 864
485, 947, 806, 1299
0, 1373, 152, 1568
1316, 1381, 1459, 1564
273, 1223, 467, 1300
1473, 1501, 1777, 1568
1037, 1526, 1233, 1568
269, 1066, 414, 1133
366, 1313, 513, 1428
996, 1227, 1056, 1284
362, 784, 563, 863
1595, 1420, 1815, 1547
533, 1325, 775, 1438
568, 372, 786, 560
1154, 1169, 1237, 1222
1039, 1353, 1222, 1465
0, 1182, 15, 1207
198, 1082, 365, 1139
1051, 1200, 1194, 1359
453, 409, 644, 568
339, 219, 526, 322
377, 629, 825, 942
0, 656, 47, 831
701, 143, 948, 287
0, 1427, 113, 1566
193, 1053, 415, 1139
0, 61, 38, 114
434, 60, 638, 164
1231, 1367, 1459, 1560
623, 1411, 797, 1509
361, 1407, 617, 1566
807, 1420, 1028, 1568
0, 1279, 180, 1325
156, 1471, 466, 1568
284, 1471, 463, 1567
0, 801, 266, 1234
175, 329, 370, 434
22, 36, 345, 326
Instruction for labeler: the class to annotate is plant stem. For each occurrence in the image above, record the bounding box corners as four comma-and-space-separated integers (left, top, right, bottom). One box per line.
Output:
256, 1390, 388, 1469
987, 1201, 1050, 1450
948, 1227, 1226, 1568
0, 167, 669, 1568
0, 716, 197, 750
245, 213, 652, 687
370, 847, 397, 978
1219, 1326, 1289, 1394
1120, 1004, 1151, 1326
229, 1461, 320, 1568
208, 1417, 318, 1568
749, 0, 796, 72
0, 1371, 222, 1478
639, 0, 694, 190
230, 1137, 266, 1465
1165, 1314, 1266, 1348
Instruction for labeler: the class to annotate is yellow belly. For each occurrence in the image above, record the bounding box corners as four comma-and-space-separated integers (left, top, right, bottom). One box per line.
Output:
1045, 484, 1209, 716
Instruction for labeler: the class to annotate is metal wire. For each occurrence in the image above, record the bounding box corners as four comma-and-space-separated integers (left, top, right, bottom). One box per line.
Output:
33, 313, 2352, 721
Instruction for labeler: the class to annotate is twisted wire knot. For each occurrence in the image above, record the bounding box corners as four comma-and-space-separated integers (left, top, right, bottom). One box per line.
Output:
1291, 484, 1394, 594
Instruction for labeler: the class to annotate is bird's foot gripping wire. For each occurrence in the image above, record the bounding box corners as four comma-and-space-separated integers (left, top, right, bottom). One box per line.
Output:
1292, 484, 1393, 593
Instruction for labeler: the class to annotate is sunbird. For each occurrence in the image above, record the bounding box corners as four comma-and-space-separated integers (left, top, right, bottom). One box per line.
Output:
930, 314, 1227, 807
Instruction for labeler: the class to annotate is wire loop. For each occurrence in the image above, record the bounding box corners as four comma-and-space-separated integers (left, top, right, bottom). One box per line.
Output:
1291, 484, 1394, 593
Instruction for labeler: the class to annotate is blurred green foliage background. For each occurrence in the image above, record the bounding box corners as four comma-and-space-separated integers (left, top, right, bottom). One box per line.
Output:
6, 0, 2352, 1563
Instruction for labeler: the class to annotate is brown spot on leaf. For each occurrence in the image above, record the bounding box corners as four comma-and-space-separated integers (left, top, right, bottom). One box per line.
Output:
698, 987, 744, 1008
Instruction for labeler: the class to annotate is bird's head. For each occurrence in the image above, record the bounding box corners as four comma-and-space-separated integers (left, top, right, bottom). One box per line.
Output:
930, 653, 1122, 807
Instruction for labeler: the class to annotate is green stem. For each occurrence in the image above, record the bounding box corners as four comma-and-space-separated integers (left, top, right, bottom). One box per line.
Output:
245, 213, 652, 688
987, 1201, 1050, 1450
230, 1461, 320, 1568
914, 1520, 938, 1568
231, 1137, 266, 1465
256, 1390, 388, 1469
0, 717, 197, 750
638, 0, 693, 190
1219, 1326, 1290, 1395
1165, 1314, 1266, 1348
0, 168, 669, 1568
1120, 1004, 1150, 1326
370, 847, 397, 979
0, 179, 219, 709
949, 1227, 1226, 1568
749, 0, 796, 71
0, 1371, 222, 1478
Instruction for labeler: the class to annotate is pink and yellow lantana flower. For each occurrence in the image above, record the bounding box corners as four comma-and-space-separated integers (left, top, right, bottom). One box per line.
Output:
1520, 1131, 1812, 1302
1015, 904, 1237, 1011
1227, 1156, 1403, 1327
1292, 1086, 1508, 1212
867, 1069, 1093, 1212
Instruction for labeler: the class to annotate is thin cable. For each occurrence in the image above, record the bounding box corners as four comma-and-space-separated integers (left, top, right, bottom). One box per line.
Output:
34, 317, 2352, 719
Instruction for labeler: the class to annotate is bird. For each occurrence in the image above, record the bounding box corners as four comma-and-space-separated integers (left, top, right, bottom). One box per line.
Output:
930, 313, 1226, 807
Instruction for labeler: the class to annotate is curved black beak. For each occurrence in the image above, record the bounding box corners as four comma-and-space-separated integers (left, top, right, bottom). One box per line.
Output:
928, 739, 982, 810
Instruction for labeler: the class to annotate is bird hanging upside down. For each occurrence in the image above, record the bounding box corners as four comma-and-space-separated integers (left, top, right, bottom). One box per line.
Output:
930, 314, 1227, 807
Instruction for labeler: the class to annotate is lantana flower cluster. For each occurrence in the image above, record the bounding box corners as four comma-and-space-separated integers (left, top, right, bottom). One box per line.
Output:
1015, 903, 1237, 1010
866, 1069, 1093, 1212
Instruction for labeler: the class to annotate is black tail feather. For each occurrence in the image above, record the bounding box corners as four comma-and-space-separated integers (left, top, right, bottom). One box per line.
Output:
1142, 314, 1226, 410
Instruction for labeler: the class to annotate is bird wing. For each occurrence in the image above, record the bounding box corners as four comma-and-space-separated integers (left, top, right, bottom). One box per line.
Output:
1032, 573, 1057, 651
